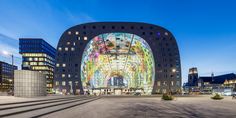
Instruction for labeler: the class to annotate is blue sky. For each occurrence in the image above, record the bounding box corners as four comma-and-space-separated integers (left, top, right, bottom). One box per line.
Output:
0, 0, 236, 83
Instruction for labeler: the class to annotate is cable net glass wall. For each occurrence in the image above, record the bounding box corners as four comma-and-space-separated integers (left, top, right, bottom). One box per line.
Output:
81, 33, 155, 94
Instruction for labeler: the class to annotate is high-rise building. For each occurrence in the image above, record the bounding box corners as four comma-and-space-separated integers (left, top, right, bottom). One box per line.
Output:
188, 67, 198, 86
19, 38, 56, 92
0, 61, 17, 92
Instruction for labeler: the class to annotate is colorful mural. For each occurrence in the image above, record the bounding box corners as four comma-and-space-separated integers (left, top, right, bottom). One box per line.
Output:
81, 33, 155, 94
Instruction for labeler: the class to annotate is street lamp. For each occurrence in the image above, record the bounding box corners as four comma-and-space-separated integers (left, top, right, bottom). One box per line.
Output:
2, 51, 14, 95
168, 68, 176, 95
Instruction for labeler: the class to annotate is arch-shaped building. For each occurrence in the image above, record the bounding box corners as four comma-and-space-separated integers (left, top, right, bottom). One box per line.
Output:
54, 22, 181, 95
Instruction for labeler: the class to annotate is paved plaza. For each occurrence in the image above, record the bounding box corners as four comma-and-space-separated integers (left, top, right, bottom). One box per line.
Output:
0, 95, 235, 118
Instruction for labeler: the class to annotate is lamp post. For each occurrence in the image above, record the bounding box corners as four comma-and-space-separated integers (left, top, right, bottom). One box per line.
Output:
2, 51, 14, 95
169, 68, 176, 95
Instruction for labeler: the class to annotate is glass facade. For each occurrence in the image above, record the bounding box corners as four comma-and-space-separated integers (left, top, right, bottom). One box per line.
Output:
0, 61, 17, 92
19, 38, 56, 92
81, 33, 155, 94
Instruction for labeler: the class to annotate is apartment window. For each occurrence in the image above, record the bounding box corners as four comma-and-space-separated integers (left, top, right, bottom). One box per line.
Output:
68, 31, 71, 35
23, 62, 29, 65
67, 42, 70, 45
62, 74, 65, 78
157, 81, 161, 86
29, 58, 33, 61
34, 58, 38, 61
65, 47, 68, 51
68, 74, 71, 78
69, 81, 72, 85
62, 63, 66, 67
55, 81, 59, 86
165, 32, 168, 36
171, 81, 174, 86
177, 75, 180, 79
77, 37, 80, 40
71, 47, 75, 51
84, 37, 88, 40
176, 81, 180, 86
75, 31, 79, 35
62, 81, 66, 86
75, 81, 78, 86
56, 63, 60, 67
58, 47, 62, 51
163, 81, 167, 86
166, 43, 169, 46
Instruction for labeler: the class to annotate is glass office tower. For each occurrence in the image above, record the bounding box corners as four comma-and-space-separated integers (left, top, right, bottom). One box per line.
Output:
19, 38, 56, 93
0, 61, 17, 92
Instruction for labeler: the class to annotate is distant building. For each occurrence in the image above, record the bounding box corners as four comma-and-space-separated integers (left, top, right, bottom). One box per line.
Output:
0, 61, 17, 92
14, 70, 46, 97
223, 77, 236, 89
188, 67, 198, 86
19, 38, 56, 92
198, 73, 236, 94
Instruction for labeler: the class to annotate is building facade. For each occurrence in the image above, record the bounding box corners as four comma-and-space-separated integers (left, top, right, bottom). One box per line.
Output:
198, 73, 236, 94
19, 38, 56, 92
14, 70, 46, 97
0, 61, 17, 92
54, 22, 182, 95
188, 67, 198, 86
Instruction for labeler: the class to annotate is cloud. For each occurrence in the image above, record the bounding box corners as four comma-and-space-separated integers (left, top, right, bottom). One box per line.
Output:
63, 8, 96, 24
0, 33, 22, 69
0, 33, 21, 57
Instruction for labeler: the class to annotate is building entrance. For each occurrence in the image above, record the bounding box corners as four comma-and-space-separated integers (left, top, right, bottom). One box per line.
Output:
81, 33, 155, 95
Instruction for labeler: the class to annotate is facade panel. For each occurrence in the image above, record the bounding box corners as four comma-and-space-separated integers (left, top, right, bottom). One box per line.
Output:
14, 70, 46, 97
